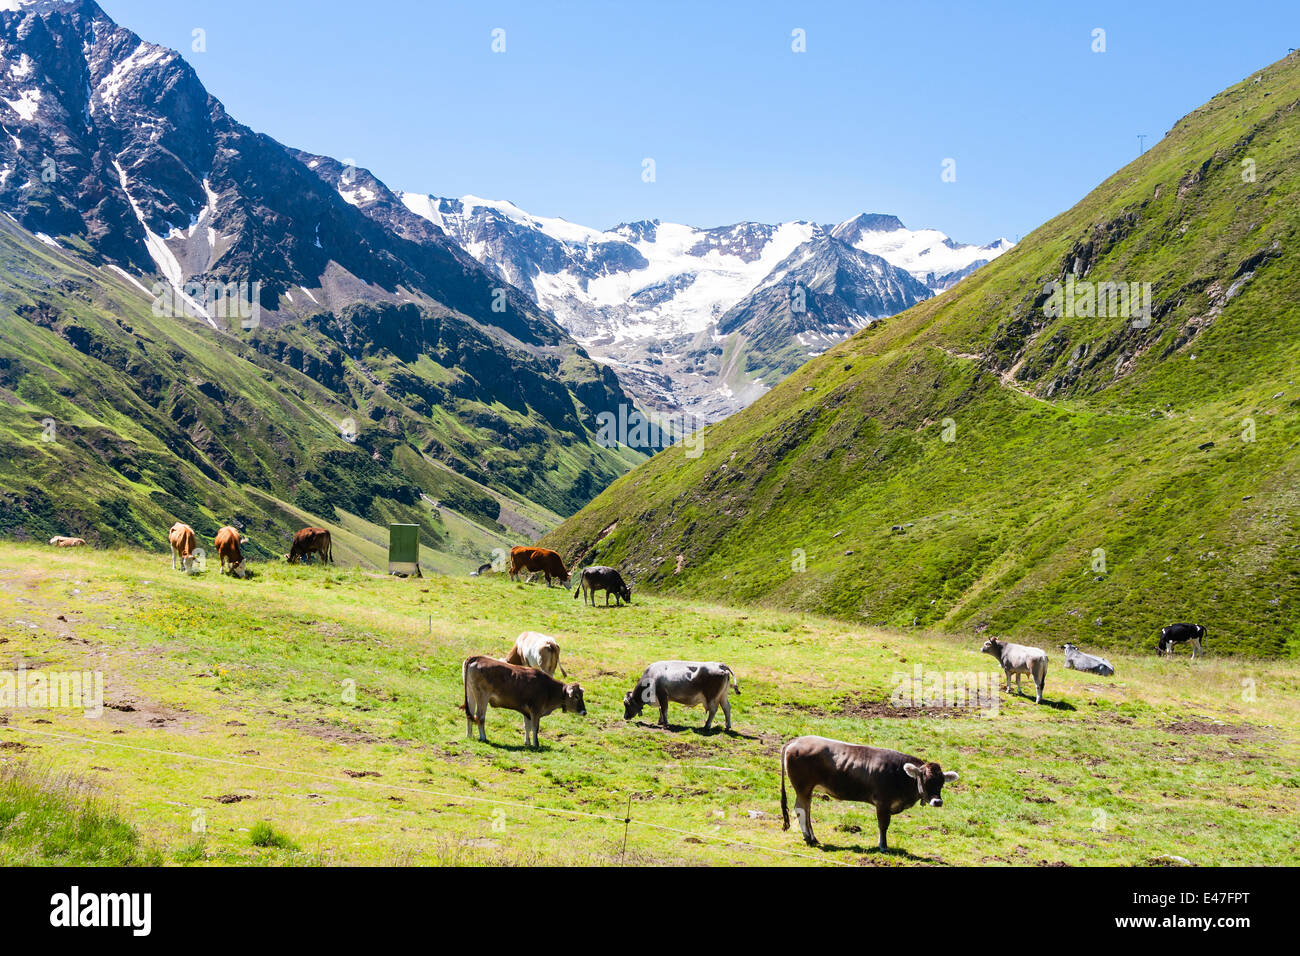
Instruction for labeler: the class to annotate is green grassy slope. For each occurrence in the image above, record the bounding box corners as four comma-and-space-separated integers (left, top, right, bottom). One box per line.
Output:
544, 55, 1300, 656
0, 219, 639, 570
0, 543, 1295, 866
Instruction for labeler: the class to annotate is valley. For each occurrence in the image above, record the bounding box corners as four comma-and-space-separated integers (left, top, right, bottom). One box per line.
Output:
2, 542, 1295, 866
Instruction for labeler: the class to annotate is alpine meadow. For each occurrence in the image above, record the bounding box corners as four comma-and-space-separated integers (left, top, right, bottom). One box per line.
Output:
0, 0, 1296, 906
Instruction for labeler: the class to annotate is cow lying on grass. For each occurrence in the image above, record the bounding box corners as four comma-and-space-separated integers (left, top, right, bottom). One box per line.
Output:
48, 536, 86, 547
781, 736, 958, 851
981, 637, 1048, 704
1062, 643, 1114, 676
623, 661, 739, 732
461, 655, 585, 749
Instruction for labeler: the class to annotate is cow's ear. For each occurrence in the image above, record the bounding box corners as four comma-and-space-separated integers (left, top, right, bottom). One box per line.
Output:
902, 763, 920, 779
943, 771, 959, 783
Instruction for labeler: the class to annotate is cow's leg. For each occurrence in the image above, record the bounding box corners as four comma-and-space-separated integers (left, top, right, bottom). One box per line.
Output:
171, 547, 178, 571
1015, 673, 1023, 696
1004, 669, 1013, 693
605, 591, 610, 606
721, 695, 732, 731
1192, 639, 1200, 660
703, 704, 715, 731
476, 705, 487, 743
795, 790, 816, 845
876, 805, 892, 852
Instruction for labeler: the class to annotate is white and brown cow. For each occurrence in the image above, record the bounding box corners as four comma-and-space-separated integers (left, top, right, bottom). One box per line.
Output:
504, 631, 566, 677
781, 735, 959, 851
981, 637, 1048, 704
168, 522, 198, 573
48, 536, 86, 547
214, 526, 249, 578
461, 655, 585, 749
623, 660, 740, 732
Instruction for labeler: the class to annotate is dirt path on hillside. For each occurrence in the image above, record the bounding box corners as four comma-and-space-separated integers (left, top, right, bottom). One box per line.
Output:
0, 564, 204, 735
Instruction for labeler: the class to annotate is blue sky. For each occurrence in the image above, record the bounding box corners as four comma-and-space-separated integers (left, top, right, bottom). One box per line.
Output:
101, 0, 1300, 244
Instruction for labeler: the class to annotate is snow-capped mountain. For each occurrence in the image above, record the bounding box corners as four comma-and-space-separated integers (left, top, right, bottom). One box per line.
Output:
0, 0, 641, 528
400, 193, 1011, 419
831, 213, 1014, 290
716, 236, 934, 378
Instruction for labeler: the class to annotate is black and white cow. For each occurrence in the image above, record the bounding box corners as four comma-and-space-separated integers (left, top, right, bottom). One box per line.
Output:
1062, 643, 1115, 676
781, 736, 959, 851
623, 661, 739, 731
1157, 623, 1206, 659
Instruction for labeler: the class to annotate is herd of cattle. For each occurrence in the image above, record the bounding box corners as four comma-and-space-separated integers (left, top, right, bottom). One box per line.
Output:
42, 530, 1210, 852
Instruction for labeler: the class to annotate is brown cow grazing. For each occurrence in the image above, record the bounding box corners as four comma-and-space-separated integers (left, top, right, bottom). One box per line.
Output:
214, 526, 249, 578
461, 655, 585, 749
168, 523, 198, 573
504, 631, 567, 677
508, 546, 570, 587
285, 527, 332, 565
781, 735, 959, 851
48, 536, 87, 547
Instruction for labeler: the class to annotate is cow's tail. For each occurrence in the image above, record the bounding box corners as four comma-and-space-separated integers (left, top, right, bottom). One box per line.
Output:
780, 740, 790, 831
724, 665, 740, 695
558, 661, 567, 678
460, 657, 470, 713
573, 583, 581, 599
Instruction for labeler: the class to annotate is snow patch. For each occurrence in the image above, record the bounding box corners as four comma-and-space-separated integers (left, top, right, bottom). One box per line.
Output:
8, 53, 33, 80
95, 42, 172, 118
4, 87, 40, 121
113, 158, 215, 328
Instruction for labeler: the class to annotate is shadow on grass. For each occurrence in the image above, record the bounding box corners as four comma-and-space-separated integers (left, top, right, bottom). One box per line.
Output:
1004, 692, 1076, 711
471, 739, 550, 752
632, 720, 758, 740
815, 842, 939, 863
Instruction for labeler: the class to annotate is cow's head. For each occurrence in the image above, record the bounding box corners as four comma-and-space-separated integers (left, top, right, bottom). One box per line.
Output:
903, 761, 959, 807
623, 685, 645, 720
1061, 643, 1077, 653
980, 637, 1005, 660
230, 561, 249, 580
620, 582, 633, 603
563, 683, 586, 716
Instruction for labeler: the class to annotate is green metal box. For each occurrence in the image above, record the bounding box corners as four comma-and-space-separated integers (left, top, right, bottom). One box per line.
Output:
388, 523, 421, 577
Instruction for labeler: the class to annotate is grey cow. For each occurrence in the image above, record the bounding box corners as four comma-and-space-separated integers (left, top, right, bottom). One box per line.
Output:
1062, 643, 1114, 676
981, 637, 1048, 704
623, 660, 740, 731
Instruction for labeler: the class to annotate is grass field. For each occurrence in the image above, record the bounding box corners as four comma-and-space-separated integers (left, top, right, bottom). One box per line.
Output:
1, 542, 1296, 866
